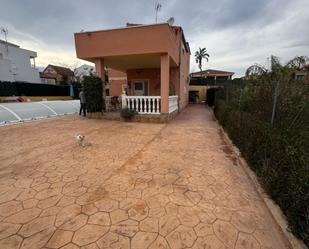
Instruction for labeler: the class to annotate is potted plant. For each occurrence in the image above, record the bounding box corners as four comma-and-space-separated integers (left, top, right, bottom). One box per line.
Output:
120, 107, 137, 121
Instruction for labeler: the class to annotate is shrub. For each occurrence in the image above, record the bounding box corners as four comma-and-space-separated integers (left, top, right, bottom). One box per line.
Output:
82, 75, 102, 113
120, 108, 137, 119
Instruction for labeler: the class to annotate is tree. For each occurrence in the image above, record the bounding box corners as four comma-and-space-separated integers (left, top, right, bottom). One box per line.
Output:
195, 47, 209, 71
286, 56, 309, 70
59, 75, 69, 85
245, 64, 267, 79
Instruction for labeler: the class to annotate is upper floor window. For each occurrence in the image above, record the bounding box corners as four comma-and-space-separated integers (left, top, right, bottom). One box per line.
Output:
0, 53, 3, 59
30, 57, 36, 68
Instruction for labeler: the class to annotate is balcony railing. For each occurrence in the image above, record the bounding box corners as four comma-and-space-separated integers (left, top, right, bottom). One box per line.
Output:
125, 96, 161, 114
123, 95, 178, 115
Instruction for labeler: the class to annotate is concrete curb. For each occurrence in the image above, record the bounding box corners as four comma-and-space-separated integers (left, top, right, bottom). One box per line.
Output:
209, 108, 307, 249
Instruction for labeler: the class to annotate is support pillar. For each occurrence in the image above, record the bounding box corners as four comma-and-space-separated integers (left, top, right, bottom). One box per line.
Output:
95, 58, 106, 110
160, 53, 170, 114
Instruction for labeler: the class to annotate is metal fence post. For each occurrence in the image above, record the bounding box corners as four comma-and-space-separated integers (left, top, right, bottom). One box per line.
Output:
271, 81, 280, 126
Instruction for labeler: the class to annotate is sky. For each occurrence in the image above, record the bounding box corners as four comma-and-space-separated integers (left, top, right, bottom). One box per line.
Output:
0, 0, 308, 77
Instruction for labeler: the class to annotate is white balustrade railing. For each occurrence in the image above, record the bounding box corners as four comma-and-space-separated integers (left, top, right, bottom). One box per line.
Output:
124, 95, 178, 115
169, 95, 178, 113
125, 96, 161, 115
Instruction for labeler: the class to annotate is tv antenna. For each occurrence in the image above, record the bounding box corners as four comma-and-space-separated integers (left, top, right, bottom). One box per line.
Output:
166, 17, 175, 26
155, 2, 162, 23
1, 27, 9, 52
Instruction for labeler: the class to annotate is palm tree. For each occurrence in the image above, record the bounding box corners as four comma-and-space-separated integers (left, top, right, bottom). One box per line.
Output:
195, 47, 210, 71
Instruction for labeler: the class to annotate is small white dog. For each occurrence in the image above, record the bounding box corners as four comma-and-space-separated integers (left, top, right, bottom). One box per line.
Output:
76, 134, 85, 147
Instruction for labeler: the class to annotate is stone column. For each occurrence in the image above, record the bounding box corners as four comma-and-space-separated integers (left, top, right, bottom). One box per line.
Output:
160, 53, 170, 114
121, 90, 127, 109
95, 58, 106, 110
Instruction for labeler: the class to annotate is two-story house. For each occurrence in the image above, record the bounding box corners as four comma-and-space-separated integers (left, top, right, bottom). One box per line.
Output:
40, 64, 74, 85
74, 22, 191, 116
0, 39, 40, 83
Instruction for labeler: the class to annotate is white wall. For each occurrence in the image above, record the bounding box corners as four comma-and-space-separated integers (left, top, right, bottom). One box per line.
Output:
0, 41, 41, 83
0, 58, 14, 81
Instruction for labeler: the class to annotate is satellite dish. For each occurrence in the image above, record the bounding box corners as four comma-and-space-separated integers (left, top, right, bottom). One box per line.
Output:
166, 17, 175, 26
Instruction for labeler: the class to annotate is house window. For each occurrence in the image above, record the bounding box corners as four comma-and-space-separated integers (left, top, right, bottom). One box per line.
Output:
30, 57, 36, 68
295, 74, 304, 80
0, 53, 3, 59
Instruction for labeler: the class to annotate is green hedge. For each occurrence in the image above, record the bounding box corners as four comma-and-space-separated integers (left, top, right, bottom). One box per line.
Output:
214, 80, 309, 245
0, 81, 72, 96
0, 81, 82, 99
82, 75, 103, 112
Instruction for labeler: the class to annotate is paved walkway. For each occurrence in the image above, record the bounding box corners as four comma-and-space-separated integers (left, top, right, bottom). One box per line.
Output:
0, 105, 289, 249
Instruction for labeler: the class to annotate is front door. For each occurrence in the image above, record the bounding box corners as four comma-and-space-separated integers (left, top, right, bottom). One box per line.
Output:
133, 81, 145, 96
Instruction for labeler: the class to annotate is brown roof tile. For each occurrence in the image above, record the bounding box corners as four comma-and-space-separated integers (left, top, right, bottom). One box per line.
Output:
45, 64, 74, 77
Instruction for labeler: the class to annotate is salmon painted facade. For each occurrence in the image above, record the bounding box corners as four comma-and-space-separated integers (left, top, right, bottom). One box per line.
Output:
74, 23, 190, 115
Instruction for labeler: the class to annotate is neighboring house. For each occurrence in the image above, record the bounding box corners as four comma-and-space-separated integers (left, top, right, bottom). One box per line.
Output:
0, 39, 40, 83
293, 65, 308, 80
40, 64, 74, 84
189, 78, 208, 104
294, 71, 307, 80
189, 69, 234, 103
191, 69, 234, 80
75, 22, 191, 116
74, 64, 95, 82
39, 72, 56, 84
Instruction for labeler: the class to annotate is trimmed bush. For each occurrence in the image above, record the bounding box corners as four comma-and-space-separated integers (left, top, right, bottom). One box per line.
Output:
214, 79, 309, 245
82, 75, 103, 113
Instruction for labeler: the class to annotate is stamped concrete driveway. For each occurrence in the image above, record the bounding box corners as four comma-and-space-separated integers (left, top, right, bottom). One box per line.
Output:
0, 105, 290, 249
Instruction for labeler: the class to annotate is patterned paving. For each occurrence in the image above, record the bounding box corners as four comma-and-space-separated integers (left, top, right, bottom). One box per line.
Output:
0, 105, 290, 249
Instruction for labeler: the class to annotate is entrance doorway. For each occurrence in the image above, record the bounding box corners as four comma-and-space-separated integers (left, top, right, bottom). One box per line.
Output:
189, 91, 199, 104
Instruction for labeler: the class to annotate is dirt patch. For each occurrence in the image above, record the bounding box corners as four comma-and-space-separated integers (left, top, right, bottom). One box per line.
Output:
218, 129, 239, 166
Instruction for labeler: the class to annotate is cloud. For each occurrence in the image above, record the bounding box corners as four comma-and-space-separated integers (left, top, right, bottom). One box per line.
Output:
0, 0, 308, 76
187, 0, 309, 75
